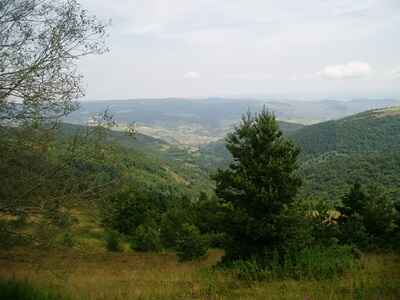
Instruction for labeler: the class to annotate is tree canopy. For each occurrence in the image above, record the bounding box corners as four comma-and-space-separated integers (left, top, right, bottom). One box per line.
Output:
0, 0, 108, 124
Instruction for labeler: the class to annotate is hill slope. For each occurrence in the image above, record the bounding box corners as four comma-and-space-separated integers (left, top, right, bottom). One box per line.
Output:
289, 107, 400, 157
65, 98, 400, 146
58, 123, 214, 195
196, 107, 400, 200
290, 107, 400, 199
196, 120, 304, 170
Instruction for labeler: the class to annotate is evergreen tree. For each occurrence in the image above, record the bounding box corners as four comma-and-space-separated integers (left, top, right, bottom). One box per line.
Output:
341, 182, 367, 216
214, 109, 302, 262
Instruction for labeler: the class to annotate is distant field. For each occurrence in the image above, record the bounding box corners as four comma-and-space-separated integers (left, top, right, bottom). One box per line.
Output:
1, 249, 399, 300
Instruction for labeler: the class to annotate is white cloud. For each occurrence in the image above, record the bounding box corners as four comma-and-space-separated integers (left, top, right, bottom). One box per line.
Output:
184, 72, 200, 79
319, 61, 372, 79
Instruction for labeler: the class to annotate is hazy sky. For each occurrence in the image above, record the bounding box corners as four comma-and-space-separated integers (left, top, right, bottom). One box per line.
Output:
78, 0, 400, 100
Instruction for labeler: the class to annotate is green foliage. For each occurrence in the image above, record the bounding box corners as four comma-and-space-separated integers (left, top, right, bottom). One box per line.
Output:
290, 109, 400, 157
103, 189, 158, 235
193, 193, 229, 247
290, 109, 400, 200
337, 183, 398, 249
160, 210, 187, 249
282, 245, 358, 280
131, 224, 162, 252
339, 214, 370, 249
176, 223, 208, 262
0, 280, 71, 300
104, 230, 122, 252
227, 245, 358, 281
341, 182, 367, 216
214, 109, 302, 262
362, 186, 398, 245
60, 231, 76, 248
298, 151, 400, 200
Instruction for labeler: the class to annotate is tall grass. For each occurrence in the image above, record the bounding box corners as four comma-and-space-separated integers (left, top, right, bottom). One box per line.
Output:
0, 249, 399, 300
226, 245, 359, 282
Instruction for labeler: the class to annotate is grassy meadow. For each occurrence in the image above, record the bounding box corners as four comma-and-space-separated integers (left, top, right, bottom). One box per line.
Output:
1, 248, 399, 300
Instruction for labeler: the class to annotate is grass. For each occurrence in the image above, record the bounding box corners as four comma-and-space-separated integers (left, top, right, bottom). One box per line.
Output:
2, 208, 399, 299
0, 248, 399, 300
0, 279, 71, 300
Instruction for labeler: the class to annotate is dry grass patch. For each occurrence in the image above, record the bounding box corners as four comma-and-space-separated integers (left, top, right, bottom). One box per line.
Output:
0, 249, 399, 300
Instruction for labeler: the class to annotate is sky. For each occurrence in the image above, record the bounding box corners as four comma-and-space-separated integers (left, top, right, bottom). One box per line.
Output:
78, 0, 400, 100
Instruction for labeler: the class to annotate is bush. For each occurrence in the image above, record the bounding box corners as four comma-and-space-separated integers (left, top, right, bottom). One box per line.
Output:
225, 245, 359, 281
282, 245, 358, 280
229, 258, 272, 282
0, 279, 70, 300
131, 224, 161, 252
176, 223, 208, 262
160, 201, 194, 249
104, 230, 121, 252
160, 210, 183, 249
60, 231, 75, 248
339, 214, 371, 249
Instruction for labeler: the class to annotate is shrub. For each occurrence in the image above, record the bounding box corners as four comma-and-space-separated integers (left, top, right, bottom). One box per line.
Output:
282, 244, 358, 280
229, 258, 272, 282
176, 223, 208, 262
131, 224, 161, 252
160, 200, 195, 249
160, 210, 183, 249
104, 230, 121, 252
339, 214, 371, 249
60, 231, 75, 248
225, 245, 359, 281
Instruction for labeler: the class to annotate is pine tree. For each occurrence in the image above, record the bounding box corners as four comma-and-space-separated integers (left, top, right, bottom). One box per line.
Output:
214, 109, 302, 261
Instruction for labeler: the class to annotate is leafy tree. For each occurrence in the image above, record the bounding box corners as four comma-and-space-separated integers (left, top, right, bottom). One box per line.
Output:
0, 0, 108, 248
103, 189, 162, 235
131, 223, 162, 252
214, 109, 302, 262
0, 0, 108, 123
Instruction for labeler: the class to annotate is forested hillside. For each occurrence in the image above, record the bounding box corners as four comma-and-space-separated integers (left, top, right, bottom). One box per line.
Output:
197, 120, 304, 170
291, 107, 400, 199
57, 123, 214, 195
290, 107, 400, 157
198, 107, 400, 200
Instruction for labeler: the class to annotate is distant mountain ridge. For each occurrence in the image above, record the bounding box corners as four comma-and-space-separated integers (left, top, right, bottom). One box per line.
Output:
66, 98, 400, 146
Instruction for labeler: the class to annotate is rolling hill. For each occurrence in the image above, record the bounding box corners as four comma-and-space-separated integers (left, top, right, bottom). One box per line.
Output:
57, 123, 214, 196
197, 120, 304, 170
290, 107, 400, 199
65, 98, 400, 147
289, 107, 400, 158
59, 106, 400, 201
197, 107, 400, 200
